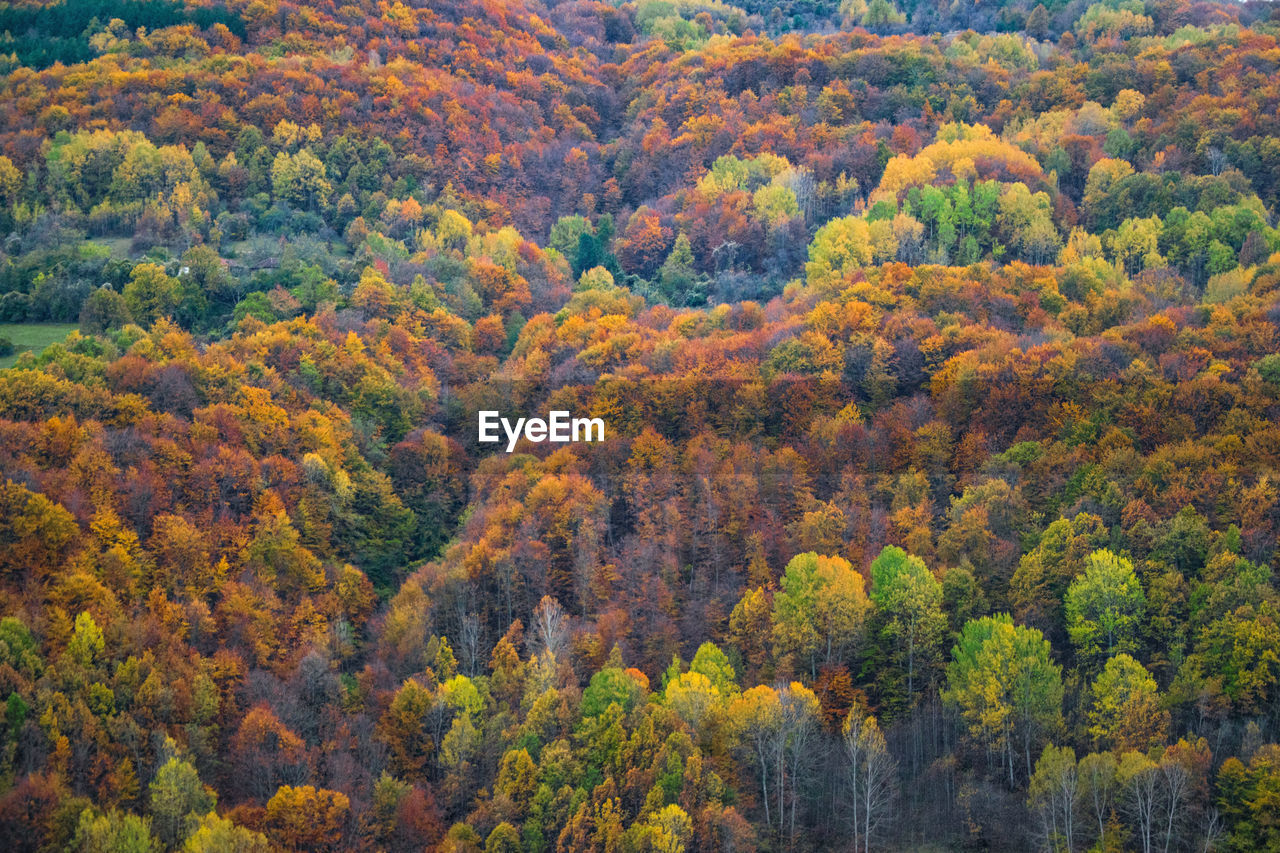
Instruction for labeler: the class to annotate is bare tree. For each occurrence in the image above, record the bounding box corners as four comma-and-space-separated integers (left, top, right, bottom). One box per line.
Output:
1205, 146, 1226, 176
1200, 807, 1222, 853
1121, 753, 1161, 853
779, 684, 821, 846
458, 608, 481, 676
844, 705, 898, 853
1079, 751, 1117, 850
1029, 745, 1078, 853
531, 594, 569, 660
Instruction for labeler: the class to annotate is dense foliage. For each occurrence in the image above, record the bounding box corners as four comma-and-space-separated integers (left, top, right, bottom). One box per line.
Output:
2, 0, 1280, 850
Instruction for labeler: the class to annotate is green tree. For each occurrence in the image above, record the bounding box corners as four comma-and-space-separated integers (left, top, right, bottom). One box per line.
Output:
73, 808, 160, 853
944, 614, 1064, 787
806, 216, 872, 289
67, 611, 105, 670
80, 287, 132, 334
484, 822, 521, 853
1217, 745, 1280, 852
1065, 549, 1146, 670
861, 0, 906, 28
271, 149, 332, 211
149, 756, 216, 849
1193, 602, 1280, 714
0, 616, 43, 677
689, 642, 738, 697
658, 233, 697, 303
1011, 513, 1109, 647
180, 245, 236, 322
996, 182, 1060, 264
123, 263, 180, 327
1109, 216, 1165, 275
868, 545, 946, 713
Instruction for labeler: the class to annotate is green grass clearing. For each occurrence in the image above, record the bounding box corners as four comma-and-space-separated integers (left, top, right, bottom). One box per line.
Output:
0, 323, 79, 369
86, 237, 135, 259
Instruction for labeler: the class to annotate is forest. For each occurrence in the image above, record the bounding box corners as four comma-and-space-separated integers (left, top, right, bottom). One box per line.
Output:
2, 0, 1280, 849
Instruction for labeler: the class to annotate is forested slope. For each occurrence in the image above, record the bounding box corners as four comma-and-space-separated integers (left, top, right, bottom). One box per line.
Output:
2, 0, 1280, 850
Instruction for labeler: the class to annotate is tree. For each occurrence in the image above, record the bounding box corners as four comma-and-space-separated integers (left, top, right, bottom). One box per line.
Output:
806, 216, 872, 289
861, 0, 905, 28
1193, 603, 1280, 715
0, 155, 20, 207
772, 553, 871, 677
690, 642, 738, 696
1029, 744, 1078, 853
1087, 654, 1168, 752
549, 214, 592, 257
66, 611, 105, 670
229, 706, 309, 801
379, 678, 437, 780
1026, 4, 1050, 38
1109, 217, 1165, 275
729, 587, 773, 684
1078, 751, 1118, 850
73, 808, 160, 853
644, 805, 692, 853
149, 756, 216, 849
123, 263, 180, 327
843, 704, 897, 853
181, 813, 271, 853
271, 149, 331, 210
658, 233, 698, 303
1118, 751, 1160, 853
997, 183, 1060, 264
616, 208, 673, 276
944, 614, 1064, 787
1217, 745, 1280, 852
0, 481, 77, 582
665, 643, 739, 732
80, 287, 132, 334
1156, 738, 1210, 853
728, 683, 821, 840
264, 786, 350, 852
1011, 514, 1109, 647
1065, 549, 1146, 671
664, 670, 722, 733
483, 822, 521, 853
776, 683, 822, 844
531, 595, 569, 660
180, 245, 236, 319
868, 545, 947, 713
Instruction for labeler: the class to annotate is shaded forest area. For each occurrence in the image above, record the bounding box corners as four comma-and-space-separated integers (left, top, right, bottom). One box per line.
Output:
3, 0, 1280, 850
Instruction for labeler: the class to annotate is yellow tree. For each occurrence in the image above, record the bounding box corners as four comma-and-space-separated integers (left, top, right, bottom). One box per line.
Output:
264, 785, 350, 852
1086, 654, 1168, 752
727, 682, 821, 842
772, 553, 871, 678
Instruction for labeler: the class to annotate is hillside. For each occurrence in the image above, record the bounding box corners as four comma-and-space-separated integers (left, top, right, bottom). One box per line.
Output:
2, 0, 1280, 850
